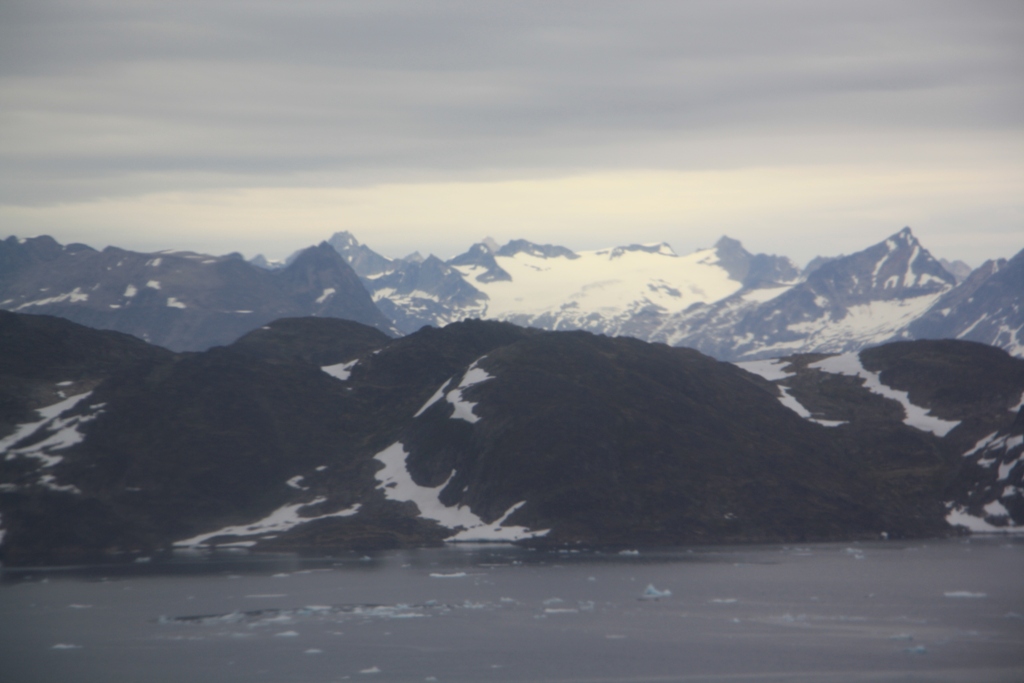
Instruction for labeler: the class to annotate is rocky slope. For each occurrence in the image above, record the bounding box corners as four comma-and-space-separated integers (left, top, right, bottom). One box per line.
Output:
0, 236, 396, 351
2, 312, 1021, 566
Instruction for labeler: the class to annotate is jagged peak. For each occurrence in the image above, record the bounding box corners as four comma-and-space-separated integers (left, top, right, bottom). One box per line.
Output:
327, 230, 360, 249
608, 243, 677, 259
495, 239, 579, 260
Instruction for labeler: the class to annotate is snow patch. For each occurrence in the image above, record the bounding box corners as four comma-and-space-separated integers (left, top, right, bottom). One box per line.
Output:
373, 442, 548, 541
166, 297, 187, 309
173, 499, 361, 547
321, 359, 358, 381
809, 353, 960, 437
1, 393, 98, 479
945, 505, 1024, 533
146, 280, 161, 290
315, 287, 336, 304
735, 359, 794, 382
414, 380, 451, 418
14, 287, 89, 310
123, 284, 137, 298
445, 359, 494, 423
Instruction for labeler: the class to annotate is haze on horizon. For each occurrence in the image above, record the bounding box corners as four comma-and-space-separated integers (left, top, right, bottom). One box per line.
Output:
1, 0, 1021, 267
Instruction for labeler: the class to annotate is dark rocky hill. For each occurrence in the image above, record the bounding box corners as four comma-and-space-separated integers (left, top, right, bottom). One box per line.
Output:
1, 312, 1021, 566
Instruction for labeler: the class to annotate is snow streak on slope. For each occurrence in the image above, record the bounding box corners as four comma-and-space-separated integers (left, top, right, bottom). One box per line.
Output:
174, 499, 362, 547
810, 353, 959, 437
453, 245, 742, 324
373, 442, 548, 541
1, 390, 103, 493
734, 360, 845, 427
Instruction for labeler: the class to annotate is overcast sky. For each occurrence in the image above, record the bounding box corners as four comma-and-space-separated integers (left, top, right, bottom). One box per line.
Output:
1, 0, 1021, 266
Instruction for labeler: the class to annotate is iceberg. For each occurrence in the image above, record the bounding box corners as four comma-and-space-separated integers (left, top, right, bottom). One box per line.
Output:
640, 584, 672, 600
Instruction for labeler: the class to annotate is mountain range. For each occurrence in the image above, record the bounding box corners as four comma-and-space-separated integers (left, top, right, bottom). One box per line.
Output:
1, 228, 1020, 361
1, 311, 1021, 565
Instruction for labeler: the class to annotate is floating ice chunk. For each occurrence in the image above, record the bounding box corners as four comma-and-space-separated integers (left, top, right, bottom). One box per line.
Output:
943, 591, 987, 598
322, 359, 358, 381
360, 666, 381, 674
274, 631, 299, 637
166, 297, 186, 309
810, 353, 959, 436
640, 584, 672, 600
904, 645, 928, 654
51, 644, 82, 649
618, 549, 639, 556
305, 648, 322, 654
123, 284, 137, 297
710, 598, 738, 604
429, 572, 467, 578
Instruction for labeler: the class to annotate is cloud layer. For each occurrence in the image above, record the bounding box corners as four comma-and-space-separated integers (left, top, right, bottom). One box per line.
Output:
1, 0, 1021, 263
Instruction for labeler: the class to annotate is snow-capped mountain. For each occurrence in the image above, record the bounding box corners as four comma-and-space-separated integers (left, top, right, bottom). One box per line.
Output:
0, 236, 395, 350
325, 230, 801, 339
325, 227, 1021, 360
654, 227, 959, 360
909, 248, 1024, 357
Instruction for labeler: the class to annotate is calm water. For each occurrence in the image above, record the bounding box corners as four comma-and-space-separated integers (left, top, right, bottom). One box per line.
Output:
1, 538, 1022, 682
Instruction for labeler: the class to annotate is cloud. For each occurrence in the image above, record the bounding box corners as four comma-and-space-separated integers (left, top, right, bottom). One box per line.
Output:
0, 0, 1021, 261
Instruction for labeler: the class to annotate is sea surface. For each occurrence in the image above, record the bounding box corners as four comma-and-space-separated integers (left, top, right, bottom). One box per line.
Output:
1, 538, 1022, 682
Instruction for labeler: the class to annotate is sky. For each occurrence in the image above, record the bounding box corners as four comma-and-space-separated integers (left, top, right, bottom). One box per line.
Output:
1, 0, 1021, 267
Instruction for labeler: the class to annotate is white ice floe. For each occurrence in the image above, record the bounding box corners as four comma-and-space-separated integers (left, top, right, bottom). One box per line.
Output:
429, 572, 467, 578
943, 591, 987, 599
123, 284, 137, 298
373, 442, 549, 541
809, 352, 959, 437
146, 280, 161, 290
321, 359, 358, 381
640, 584, 672, 600
166, 297, 187, 309
173, 499, 361, 547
